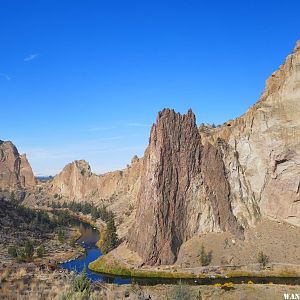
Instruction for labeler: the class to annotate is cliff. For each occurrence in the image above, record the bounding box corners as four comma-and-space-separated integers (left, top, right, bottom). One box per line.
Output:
44, 156, 142, 238
0, 140, 36, 191
127, 41, 300, 265
127, 110, 242, 265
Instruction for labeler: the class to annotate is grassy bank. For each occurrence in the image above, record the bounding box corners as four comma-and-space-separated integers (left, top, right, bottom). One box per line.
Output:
89, 251, 300, 281
225, 269, 300, 278
88, 253, 196, 279
95, 225, 106, 252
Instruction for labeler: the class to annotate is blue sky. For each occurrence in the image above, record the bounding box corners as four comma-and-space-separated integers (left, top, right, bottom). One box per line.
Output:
0, 0, 299, 175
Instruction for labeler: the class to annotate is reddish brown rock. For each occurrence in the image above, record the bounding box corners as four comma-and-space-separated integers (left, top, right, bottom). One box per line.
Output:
200, 140, 241, 236
128, 109, 236, 264
127, 110, 242, 265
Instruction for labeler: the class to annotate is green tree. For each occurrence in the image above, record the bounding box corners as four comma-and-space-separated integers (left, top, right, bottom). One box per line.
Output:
199, 245, 212, 266
91, 206, 100, 221
107, 218, 118, 248
100, 217, 119, 254
10, 192, 19, 207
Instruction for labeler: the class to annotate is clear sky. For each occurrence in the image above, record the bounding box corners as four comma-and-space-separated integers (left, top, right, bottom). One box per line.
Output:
0, 0, 299, 176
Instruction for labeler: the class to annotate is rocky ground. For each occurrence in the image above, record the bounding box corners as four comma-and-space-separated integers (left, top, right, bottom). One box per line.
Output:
0, 200, 300, 299
177, 219, 300, 268
1, 265, 300, 300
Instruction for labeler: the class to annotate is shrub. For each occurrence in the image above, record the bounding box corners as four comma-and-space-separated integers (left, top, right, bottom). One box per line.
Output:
58, 229, 65, 242
24, 240, 34, 259
221, 282, 235, 291
199, 245, 212, 266
72, 269, 91, 294
169, 282, 192, 300
17, 248, 27, 262
58, 290, 90, 300
257, 251, 269, 268
37, 245, 46, 257
8, 245, 18, 258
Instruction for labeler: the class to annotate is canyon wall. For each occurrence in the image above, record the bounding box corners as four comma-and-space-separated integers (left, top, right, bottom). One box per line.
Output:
47, 157, 142, 210
44, 156, 142, 237
128, 41, 300, 264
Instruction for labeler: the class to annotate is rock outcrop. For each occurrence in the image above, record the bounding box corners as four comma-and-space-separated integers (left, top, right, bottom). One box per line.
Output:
43, 157, 142, 238
128, 109, 202, 264
207, 40, 300, 228
20, 154, 36, 187
0, 140, 36, 190
49, 160, 99, 200
128, 41, 300, 265
128, 110, 241, 265
48, 158, 142, 206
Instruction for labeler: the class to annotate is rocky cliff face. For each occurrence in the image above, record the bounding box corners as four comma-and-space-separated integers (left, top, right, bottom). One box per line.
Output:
207, 40, 300, 228
128, 110, 242, 265
49, 160, 99, 200
0, 141, 36, 191
20, 154, 36, 187
128, 41, 300, 265
128, 109, 202, 264
48, 157, 141, 206
44, 156, 142, 238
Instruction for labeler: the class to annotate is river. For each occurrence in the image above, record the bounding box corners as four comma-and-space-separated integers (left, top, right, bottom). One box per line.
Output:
60, 221, 130, 284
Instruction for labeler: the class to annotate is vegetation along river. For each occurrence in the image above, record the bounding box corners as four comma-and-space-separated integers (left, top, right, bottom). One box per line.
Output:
60, 221, 300, 286
60, 221, 130, 284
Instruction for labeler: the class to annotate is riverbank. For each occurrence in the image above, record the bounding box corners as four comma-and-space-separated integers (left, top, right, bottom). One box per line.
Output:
89, 219, 300, 282
89, 244, 300, 283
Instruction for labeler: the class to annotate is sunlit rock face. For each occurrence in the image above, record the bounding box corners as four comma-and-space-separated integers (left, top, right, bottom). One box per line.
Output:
128, 41, 300, 265
0, 140, 36, 190
45, 157, 142, 239
210, 40, 300, 228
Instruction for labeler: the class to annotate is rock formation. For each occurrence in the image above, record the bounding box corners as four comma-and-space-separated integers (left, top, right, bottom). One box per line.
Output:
43, 156, 142, 238
49, 160, 99, 200
207, 40, 300, 228
0, 140, 36, 191
128, 41, 300, 265
128, 109, 202, 264
128, 110, 241, 265
48, 158, 141, 206
20, 154, 36, 187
